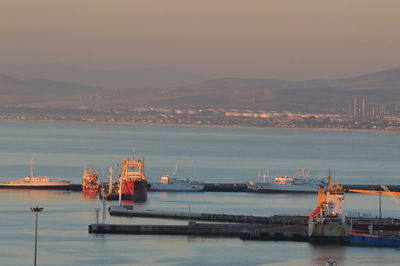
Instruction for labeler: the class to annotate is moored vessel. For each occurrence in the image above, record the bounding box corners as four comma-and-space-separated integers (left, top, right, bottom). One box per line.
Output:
82, 164, 99, 193
348, 231, 400, 246
247, 169, 327, 193
149, 176, 204, 192
0, 160, 70, 190
308, 170, 349, 243
116, 154, 148, 202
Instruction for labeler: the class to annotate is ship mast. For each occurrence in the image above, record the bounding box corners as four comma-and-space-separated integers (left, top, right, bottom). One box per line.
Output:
108, 168, 114, 195
30, 159, 34, 178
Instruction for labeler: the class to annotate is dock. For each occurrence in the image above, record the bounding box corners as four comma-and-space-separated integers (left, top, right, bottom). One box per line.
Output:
89, 222, 244, 237
109, 206, 308, 224
89, 206, 400, 243
88, 222, 309, 241
109, 207, 400, 229
2, 183, 400, 193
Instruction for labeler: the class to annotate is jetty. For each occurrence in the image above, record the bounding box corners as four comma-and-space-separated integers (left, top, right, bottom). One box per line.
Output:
109, 207, 400, 227
2, 182, 400, 193
88, 222, 309, 242
109, 206, 308, 224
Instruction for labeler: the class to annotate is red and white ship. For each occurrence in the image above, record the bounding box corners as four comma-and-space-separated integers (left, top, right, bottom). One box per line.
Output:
117, 154, 147, 202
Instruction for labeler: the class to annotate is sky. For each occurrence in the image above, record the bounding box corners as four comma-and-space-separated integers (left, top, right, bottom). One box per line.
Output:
1, 0, 400, 81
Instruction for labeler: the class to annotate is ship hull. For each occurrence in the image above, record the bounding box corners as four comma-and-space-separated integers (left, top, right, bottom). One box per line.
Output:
247, 183, 319, 193
0, 184, 70, 190
121, 180, 147, 202
348, 232, 400, 246
148, 183, 204, 192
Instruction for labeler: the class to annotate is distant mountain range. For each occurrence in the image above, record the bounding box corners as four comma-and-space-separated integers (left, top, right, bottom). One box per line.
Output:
0, 63, 210, 89
1, 67, 400, 112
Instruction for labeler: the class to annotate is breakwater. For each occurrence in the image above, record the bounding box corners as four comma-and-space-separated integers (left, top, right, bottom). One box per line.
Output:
88, 222, 309, 242
109, 206, 308, 224
2, 183, 399, 193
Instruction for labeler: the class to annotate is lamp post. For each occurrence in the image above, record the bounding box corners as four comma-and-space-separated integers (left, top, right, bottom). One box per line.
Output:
30, 206, 44, 266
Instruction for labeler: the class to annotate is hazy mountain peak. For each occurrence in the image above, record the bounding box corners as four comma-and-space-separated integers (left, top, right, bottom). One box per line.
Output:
0, 63, 211, 89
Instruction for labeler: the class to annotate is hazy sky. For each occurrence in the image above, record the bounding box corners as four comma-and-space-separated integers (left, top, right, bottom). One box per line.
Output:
1, 0, 400, 80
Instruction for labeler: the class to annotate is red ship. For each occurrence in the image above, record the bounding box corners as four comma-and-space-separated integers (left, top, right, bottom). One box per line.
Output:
118, 154, 147, 202
82, 164, 99, 193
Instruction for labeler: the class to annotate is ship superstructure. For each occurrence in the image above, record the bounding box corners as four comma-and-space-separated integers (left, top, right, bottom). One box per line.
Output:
118, 154, 147, 202
308, 170, 348, 242
82, 164, 99, 193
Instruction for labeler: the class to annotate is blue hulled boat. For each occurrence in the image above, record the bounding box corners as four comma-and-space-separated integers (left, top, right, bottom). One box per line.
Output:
348, 232, 400, 246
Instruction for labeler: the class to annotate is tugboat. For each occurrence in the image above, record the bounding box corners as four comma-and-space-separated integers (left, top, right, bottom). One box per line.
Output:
82, 164, 99, 193
115, 153, 147, 202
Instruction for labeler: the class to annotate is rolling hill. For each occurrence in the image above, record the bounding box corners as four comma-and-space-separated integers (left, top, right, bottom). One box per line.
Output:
1, 67, 400, 112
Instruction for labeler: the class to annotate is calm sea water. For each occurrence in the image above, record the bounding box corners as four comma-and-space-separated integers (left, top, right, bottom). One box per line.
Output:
1, 120, 400, 265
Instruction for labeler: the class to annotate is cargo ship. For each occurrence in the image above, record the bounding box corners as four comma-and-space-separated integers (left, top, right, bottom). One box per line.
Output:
0, 160, 70, 190
308, 170, 349, 243
82, 164, 99, 193
117, 154, 147, 202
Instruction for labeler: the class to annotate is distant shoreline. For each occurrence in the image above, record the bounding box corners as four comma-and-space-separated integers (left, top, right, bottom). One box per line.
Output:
1, 117, 398, 134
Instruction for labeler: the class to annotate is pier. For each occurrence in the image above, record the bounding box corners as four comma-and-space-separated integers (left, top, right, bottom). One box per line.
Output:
88, 222, 309, 242
89, 222, 244, 237
2, 183, 400, 193
109, 206, 308, 224
109, 207, 400, 227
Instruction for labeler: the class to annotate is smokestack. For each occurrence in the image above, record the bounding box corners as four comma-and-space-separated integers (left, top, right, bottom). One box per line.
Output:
362, 96, 365, 117
353, 96, 357, 117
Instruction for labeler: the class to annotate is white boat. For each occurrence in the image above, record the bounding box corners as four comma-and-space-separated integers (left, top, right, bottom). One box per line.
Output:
0, 160, 70, 189
149, 175, 204, 192
247, 169, 327, 193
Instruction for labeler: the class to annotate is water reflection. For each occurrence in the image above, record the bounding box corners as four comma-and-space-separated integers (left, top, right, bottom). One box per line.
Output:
310, 244, 345, 265
0, 189, 71, 201
81, 191, 99, 201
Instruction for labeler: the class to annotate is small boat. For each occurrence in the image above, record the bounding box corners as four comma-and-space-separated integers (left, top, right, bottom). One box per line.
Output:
149, 176, 204, 192
82, 164, 99, 193
348, 231, 400, 246
247, 169, 327, 193
0, 160, 70, 189
348, 186, 400, 247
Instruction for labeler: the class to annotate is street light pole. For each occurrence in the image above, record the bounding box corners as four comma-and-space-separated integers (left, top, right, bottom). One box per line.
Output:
31, 206, 44, 266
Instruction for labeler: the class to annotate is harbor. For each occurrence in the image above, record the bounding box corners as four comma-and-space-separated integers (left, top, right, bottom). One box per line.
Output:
2, 121, 400, 265
86, 176, 400, 248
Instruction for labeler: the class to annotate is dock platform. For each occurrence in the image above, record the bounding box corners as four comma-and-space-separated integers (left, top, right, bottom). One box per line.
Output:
88, 222, 309, 241
109, 206, 308, 224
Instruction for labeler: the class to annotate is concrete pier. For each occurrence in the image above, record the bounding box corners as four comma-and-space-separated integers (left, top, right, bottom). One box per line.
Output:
89, 222, 245, 236
88, 222, 309, 242
1, 182, 399, 193
109, 206, 308, 224
109, 207, 400, 227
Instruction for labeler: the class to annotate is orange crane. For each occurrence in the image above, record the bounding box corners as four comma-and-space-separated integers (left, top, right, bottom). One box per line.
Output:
348, 185, 400, 219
